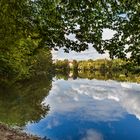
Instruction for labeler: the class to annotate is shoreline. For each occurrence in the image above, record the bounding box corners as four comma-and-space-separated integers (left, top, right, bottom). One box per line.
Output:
0, 123, 41, 140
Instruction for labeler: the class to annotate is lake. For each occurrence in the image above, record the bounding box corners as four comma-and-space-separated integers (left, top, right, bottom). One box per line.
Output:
1, 75, 140, 140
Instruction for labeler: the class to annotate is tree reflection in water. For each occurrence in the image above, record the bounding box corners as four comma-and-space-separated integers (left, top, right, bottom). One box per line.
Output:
0, 75, 52, 126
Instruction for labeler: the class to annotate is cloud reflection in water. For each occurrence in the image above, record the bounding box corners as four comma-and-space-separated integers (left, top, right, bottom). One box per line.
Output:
42, 79, 140, 121
81, 129, 103, 140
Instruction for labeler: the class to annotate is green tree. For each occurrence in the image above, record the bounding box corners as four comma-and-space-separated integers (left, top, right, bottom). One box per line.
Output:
0, 0, 53, 80
59, 0, 140, 63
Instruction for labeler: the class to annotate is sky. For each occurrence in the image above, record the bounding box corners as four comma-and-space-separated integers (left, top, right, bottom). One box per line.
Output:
52, 29, 116, 60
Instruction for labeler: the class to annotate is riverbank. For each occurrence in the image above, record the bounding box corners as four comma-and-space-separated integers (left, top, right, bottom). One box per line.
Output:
0, 123, 41, 140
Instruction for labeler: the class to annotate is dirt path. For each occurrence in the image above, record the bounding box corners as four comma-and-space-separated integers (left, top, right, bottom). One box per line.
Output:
0, 123, 41, 140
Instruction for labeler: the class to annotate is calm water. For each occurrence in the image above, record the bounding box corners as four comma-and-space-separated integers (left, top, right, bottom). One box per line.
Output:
1, 77, 140, 140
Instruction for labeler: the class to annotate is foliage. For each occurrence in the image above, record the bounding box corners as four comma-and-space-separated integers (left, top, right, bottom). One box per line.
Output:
31, 48, 53, 75
55, 59, 129, 72
58, 0, 140, 63
55, 59, 70, 72
0, 37, 52, 81
0, 0, 53, 80
54, 58, 140, 82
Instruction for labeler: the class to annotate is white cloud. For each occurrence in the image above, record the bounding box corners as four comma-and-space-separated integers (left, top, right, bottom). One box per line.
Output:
52, 46, 109, 60
52, 28, 117, 60
46, 118, 60, 129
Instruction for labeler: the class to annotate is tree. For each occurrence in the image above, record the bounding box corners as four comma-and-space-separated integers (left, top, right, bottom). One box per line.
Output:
33, 0, 139, 64
0, 0, 53, 80
58, 0, 140, 63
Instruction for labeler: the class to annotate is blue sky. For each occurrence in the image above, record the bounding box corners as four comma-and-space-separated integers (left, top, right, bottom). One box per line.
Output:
52, 29, 116, 60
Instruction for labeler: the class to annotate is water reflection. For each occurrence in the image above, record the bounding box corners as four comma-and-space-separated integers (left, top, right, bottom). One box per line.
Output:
43, 79, 140, 121
25, 78, 140, 140
81, 129, 103, 140
56, 70, 140, 83
0, 75, 52, 126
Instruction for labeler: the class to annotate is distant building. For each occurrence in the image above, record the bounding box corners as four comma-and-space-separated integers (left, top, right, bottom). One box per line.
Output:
68, 61, 73, 68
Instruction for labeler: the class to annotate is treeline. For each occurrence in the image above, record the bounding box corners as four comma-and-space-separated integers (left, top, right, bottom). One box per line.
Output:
55, 59, 140, 83
54, 59, 139, 73
55, 69, 140, 83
